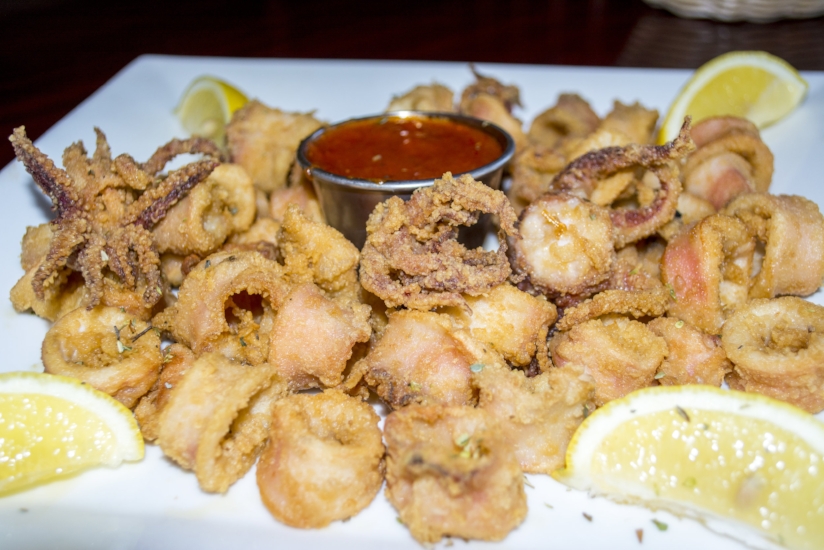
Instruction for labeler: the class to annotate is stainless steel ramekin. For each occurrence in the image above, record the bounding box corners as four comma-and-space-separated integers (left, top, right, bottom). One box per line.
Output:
296, 111, 516, 249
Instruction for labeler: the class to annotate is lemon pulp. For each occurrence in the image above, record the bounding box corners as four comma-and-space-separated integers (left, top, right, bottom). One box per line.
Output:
0, 372, 144, 495
595, 408, 823, 549
0, 393, 119, 494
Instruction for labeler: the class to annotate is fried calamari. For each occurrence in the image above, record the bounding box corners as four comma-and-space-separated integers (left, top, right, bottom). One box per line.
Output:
473, 361, 594, 473
722, 297, 824, 413
551, 119, 694, 248
226, 100, 324, 193
9, 126, 221, 312
257, 390, 385, 528
360, 173, 519, 311
384, 405, 527, 544
156, 352, 287, 493
41, 306, 162, 408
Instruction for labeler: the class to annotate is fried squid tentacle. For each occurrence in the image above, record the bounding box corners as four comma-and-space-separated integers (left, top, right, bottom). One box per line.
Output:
9, 126, 220, 311
551, 119, 694, 248
360, 172, 518, 311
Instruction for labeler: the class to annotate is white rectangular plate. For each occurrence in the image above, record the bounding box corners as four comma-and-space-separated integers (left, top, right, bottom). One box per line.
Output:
1, 55, 822, 550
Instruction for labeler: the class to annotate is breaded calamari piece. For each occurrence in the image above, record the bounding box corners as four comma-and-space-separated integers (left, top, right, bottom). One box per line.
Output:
361, 173, 518, 311
268, 283, 371, 390
227, 100, 324, 193
550, 317, 667, 407
473, 361, 594, 473
257, 390, 385, 528
384, 404, 527, 544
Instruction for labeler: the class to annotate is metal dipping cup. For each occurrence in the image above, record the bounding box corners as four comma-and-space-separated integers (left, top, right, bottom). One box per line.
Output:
296, 111, 516, 249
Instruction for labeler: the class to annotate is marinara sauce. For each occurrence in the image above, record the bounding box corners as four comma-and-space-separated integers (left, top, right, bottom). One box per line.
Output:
304, 116, 503, 182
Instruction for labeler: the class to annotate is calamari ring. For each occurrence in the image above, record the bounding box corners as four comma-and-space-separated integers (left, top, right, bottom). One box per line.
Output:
360, 173, 518, 311
41, 305, 162, 408
156, 352, 287, 492
256, 390, 385, 528
684, 118, 773, 209
722, 297, 824, 413
648, 317, 731, 387
724, 193, 824, 299
134, 343, 196, 442
152, 250, 292, 365
383, 404, 527, 544
551, 119, 694, 248
152, 163, 256, 256
550, 317, 667, 407
661, 213, 755, 334
527, 93, 600, 149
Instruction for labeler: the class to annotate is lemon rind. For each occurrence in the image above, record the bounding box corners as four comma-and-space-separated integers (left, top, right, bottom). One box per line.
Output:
658, 51, 809, 143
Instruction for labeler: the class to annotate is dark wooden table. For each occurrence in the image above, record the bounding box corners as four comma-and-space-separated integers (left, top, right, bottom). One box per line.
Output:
2, 0, 822, 168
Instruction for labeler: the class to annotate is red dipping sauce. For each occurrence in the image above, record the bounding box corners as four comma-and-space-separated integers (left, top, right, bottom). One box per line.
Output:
304, 115, 504, 182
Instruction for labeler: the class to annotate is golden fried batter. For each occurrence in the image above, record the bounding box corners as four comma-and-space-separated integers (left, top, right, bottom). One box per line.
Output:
386, 83, 455, 112
134, 343, 196, 441
156, 353, 287, 493
152, 163, 256, 256
153, 250, 292, 365
257, 390, 384, 528
509, 192, 615, 300
357, 310, 478, 408
226, 100, 324, 193
724, 193, 824, 299
9, 126, 221, 312
648, 317, 731, 386
278, 204, 361, 305
684, 116, 773, 209
361, 173, 518, 311
528, 93, 600, 149
722, 297, 824, 413
444, 283, 557, 370
384, 405, 527, 544
550, 317, 667, 406
473, 362, 594, 473
661, 213, 755, 334
598, 100, 659, 145
551, 119, 693, 248
41, 305, 162, 408
268, 283, 371, 390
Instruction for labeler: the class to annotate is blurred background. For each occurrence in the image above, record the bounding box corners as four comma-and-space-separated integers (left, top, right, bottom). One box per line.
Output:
1, 0, 822, 167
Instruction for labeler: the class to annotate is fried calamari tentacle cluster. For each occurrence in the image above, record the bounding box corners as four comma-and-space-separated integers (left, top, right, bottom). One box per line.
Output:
551, 118, 694, 248
360, 172, 519, 311
9, 127, 221, 310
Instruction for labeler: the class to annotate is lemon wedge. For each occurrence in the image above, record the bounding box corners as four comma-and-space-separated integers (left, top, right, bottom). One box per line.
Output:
0, 372, 144, 495
553, 385, 824, 549
658, 51, 808, 143
174, 75, 249, 142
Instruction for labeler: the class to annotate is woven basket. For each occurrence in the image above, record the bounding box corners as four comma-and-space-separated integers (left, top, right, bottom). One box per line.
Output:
644, 0, 824, 22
